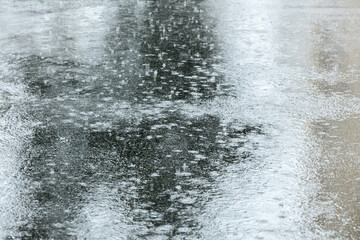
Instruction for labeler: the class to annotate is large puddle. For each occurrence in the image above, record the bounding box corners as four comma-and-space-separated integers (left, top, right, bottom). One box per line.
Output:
1, 0, 360, 239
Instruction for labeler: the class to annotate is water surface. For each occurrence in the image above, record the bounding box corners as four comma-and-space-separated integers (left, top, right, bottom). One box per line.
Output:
2, 0, 360, 239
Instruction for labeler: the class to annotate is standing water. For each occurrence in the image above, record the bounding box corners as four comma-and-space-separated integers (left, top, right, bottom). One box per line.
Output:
1, 0, 360, 239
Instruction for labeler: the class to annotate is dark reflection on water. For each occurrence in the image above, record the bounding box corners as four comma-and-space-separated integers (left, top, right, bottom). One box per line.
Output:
18, 55, 86, 98
134, 0, 221, 101
102, 0, 224, 104
20, 113, 258, 239
87, 113, 221, 238
7, 0, 256, 239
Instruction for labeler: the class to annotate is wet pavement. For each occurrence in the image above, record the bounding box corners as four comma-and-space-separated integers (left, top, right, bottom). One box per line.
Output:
2, 0, 360, 239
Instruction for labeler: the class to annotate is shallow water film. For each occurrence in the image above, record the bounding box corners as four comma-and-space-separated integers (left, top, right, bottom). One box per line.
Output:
2, 0, 360, 239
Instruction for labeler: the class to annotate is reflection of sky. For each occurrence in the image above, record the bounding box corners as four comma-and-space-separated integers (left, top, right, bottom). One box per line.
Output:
0, 111, 31, 238
200, 0, 360, 239
0, 1, 116, 63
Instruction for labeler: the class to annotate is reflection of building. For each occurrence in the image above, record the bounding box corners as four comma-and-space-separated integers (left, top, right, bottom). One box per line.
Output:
305, 118, 360, 239
304, 2, 360, 238
308, 2, 360, 72
22, 109, 258, 238
105, 0, 221, 103
309, 19, 346, 71
87, 113, 222, 237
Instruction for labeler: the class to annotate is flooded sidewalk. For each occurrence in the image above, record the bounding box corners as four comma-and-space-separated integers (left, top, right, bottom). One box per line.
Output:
1, 0, 360, 239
